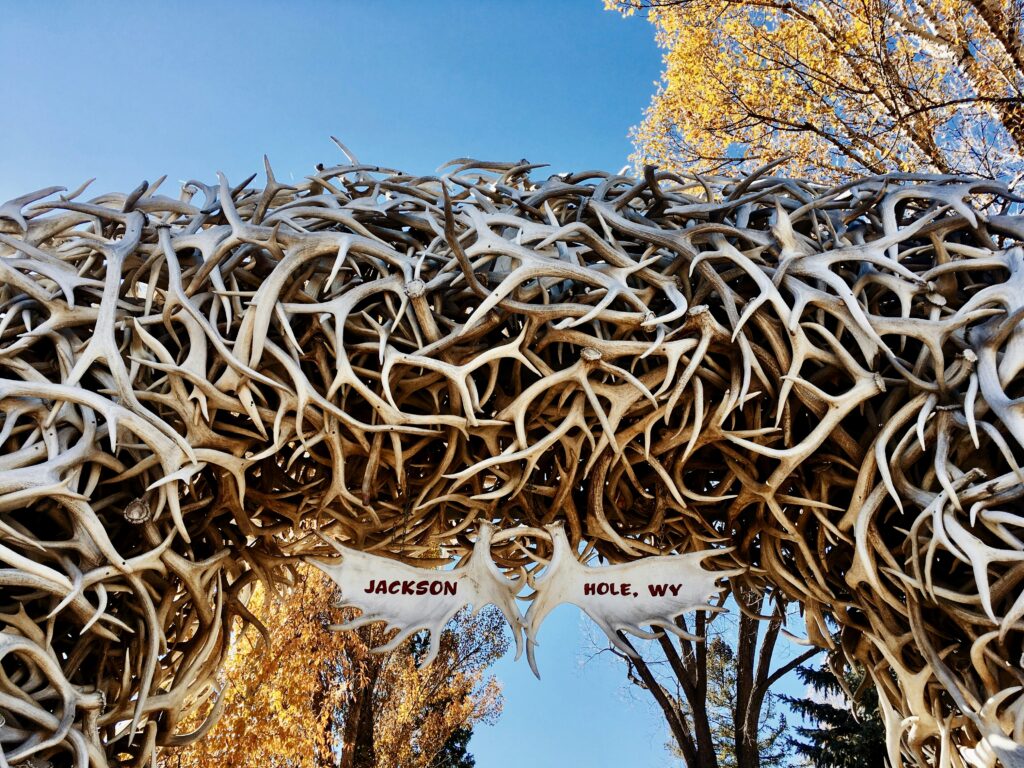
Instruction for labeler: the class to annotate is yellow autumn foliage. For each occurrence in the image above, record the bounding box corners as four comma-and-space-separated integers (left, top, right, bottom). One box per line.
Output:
609, 0, 1024, 180
159, 566, 506, 768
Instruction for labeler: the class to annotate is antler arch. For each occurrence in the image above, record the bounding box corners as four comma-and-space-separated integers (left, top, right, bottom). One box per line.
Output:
0, 154, 1022, 766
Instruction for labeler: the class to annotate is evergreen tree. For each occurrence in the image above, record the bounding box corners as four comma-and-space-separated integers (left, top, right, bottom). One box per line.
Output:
429, 726, 475, 768
406, 634, 480, 768
782, 663, 887, 768
682, 637, 790, 768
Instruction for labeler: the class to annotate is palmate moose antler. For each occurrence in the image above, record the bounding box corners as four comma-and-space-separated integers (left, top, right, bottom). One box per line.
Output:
307, 522, 524, 666
1, 146, 1023, 766
523, 523, 737, 676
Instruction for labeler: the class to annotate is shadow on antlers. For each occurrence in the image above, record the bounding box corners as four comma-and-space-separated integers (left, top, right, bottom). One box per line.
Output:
1, 147, 1023, 766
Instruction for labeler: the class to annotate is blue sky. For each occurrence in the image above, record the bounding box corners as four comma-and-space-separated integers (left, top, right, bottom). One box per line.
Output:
0, 3, 812, 766
0, 1, 661, 200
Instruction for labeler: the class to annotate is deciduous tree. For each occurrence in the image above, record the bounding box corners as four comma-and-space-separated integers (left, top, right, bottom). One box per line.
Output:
609, 587, 820, 768
160, 567, 506, 768
609, 0, 1024, 180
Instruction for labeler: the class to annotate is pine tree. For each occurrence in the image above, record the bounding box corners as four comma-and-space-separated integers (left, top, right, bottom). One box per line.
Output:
429, 727, 475, 768
782, 663, 887, 768
688, 637, 790, 768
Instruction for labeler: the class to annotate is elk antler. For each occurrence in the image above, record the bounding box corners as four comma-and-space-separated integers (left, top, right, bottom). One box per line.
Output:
1, 155, 1023, 766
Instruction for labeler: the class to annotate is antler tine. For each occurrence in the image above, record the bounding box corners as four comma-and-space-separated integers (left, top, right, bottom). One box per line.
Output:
0, 155, 1021, 765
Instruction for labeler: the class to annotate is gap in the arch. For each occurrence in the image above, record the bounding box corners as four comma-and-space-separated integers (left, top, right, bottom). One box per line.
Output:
470, 604, 676, 768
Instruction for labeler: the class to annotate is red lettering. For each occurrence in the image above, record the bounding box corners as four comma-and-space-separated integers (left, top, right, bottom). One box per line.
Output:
668, 584, 681, 597
648, 584, 668, 597
361, 579, 466, 598
584, 582, 638, 597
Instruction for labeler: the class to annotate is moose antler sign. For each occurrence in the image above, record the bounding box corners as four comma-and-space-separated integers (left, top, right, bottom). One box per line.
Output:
307, 524, 733, 673
308, 522, 525, 665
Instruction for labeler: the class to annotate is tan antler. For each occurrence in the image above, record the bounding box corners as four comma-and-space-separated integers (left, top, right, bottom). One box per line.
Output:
1, 155, 1022, 765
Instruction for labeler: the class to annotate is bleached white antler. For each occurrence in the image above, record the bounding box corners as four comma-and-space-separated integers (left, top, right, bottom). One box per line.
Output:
524, 524, 737, 675
307, 522, 523, 665
3, 154, 1024, 765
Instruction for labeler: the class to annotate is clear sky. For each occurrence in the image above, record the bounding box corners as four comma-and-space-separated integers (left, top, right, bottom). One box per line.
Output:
0, 3, 811, 766
0, 0, 661, 200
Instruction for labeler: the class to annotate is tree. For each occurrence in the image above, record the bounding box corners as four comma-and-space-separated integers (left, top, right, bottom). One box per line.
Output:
160, 566, 506, 768
667, 636, 791, 768
608, 0, 1024, 181
782, 662, 887, 768
609, 587, 820, 768
427, 727, 476, 768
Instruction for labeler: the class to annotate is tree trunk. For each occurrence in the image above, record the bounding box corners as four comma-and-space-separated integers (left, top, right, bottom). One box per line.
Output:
657, 615, 718, 768
734, 587, 766, 768
340, 673, 379, 768
352, 676, 377, 768
341, 630, 380, 768
963, 0, 1024, 81
339, 690, 362, 768
311, 668, 333, 768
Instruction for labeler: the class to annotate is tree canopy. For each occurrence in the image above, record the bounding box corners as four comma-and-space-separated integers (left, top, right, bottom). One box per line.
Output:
609, 0, 1024, 180
160, 567, 506, 768
782, 662, 887, 768
610, 589, 820, 768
